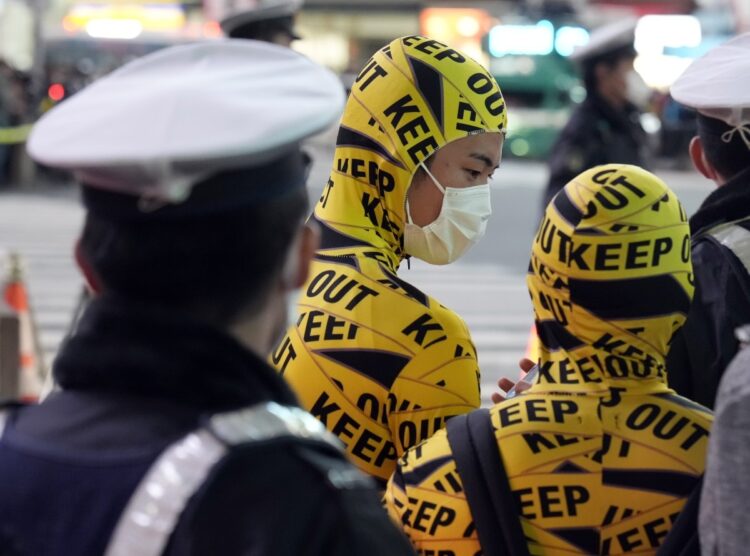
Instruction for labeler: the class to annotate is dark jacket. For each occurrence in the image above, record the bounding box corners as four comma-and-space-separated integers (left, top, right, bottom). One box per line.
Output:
666, 166, 750, 408
543, 92, 648, 207
0, 296, 415, 555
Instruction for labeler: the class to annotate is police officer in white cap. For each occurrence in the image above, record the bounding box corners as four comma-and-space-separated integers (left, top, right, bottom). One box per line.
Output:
542, 19, 649, 208
214, 0, 302, 46
0, 41, 415, 555
665, 32, 750, 410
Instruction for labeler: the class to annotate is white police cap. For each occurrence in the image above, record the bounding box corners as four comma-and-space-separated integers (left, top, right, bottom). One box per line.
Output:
27, 40, 343, 207
570, 19, 637, 63
214, 0, 302, 37
671, 32, 750, 128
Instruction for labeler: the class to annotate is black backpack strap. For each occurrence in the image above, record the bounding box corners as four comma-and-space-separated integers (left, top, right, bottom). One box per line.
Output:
446, 409, 529, 556
655, 474, 703, 556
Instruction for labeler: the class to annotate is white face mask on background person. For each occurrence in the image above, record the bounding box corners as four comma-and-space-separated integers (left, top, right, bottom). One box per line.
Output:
404, 162, 492, 265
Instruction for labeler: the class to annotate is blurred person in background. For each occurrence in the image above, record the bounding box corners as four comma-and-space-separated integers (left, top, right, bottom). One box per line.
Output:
0, 61, 11, 184
218, 0, 302, 46
271, 35, 507, 486
387, 163, 711, 555
0, 42, 415, 555
666, 33, 750, 409
541, 20, 649, 208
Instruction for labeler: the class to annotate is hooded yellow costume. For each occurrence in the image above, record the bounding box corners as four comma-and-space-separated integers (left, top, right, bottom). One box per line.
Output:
271, 36, 507, 484
386, 164, 713, 554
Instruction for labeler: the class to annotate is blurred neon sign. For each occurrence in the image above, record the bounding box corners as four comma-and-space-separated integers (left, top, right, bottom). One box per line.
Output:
489, 21, 589, 57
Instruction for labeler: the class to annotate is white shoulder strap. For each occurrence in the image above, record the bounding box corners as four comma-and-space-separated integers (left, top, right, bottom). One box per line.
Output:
104, 402, 341, 556
708, 220, 750, 276
0, 410, 7, 438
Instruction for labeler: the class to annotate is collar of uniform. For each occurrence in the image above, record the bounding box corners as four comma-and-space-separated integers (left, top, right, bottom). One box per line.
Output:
690, 165, 750, 237
586, 92, 643, 136
52, 296, 298, 411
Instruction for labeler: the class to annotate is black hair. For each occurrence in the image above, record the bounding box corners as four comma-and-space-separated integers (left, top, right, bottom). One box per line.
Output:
697, 113, 750, 180
79, 184, 308, 326
582, 43, 636, 94
228, 16, 295, 42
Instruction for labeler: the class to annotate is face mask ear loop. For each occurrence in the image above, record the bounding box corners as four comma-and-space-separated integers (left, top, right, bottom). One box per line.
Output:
420, 161, 446, 194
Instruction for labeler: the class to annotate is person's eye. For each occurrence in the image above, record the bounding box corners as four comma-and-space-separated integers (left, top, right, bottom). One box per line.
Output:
465, 169, 481, 179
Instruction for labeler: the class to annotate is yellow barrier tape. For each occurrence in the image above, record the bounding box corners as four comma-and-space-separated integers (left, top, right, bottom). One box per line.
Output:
0, 124, 33, 145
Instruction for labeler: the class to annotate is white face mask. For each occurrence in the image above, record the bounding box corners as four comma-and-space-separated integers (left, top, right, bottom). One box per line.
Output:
404, 162, 492, 265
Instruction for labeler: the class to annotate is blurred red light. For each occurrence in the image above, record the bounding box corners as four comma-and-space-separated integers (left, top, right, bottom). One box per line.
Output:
48, 83, 65, 102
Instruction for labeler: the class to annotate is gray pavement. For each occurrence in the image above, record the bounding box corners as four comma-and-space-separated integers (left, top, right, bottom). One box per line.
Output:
0, 152, 717, 404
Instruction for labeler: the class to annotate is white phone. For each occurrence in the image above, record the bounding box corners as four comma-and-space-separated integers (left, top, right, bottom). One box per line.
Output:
504, 364, 539, 399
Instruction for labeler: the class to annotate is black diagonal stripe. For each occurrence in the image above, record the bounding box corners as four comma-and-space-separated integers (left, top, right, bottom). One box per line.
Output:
603, 469, 698, 496
379, 264, 429, 307
547, 528, 599, 554
336, 125, 403, 168
314, 215, 372, 250
408, 56, 444, 131
401, 456, 452, 486
553, 190, 584, 227
653, 393, 712, 415
575, 227, 606, 236
553, 460, 588, 474
602, 505, 619, 526
314, 253, 359, 270
314, 349, 409, 389
536, 320, 586, 351
569, 275, 691, 320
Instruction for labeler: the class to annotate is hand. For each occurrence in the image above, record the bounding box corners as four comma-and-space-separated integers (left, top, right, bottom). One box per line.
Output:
490, 358, 536, 404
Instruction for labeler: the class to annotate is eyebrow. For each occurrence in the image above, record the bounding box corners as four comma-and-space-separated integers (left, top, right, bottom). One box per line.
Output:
470, 153, 500, 170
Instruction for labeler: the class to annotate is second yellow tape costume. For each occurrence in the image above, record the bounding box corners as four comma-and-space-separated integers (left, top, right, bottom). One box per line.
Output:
271, 36, 507, 483
386, 165, 713, 554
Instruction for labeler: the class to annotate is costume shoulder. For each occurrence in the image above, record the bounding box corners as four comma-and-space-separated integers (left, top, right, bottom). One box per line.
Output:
386, 428, 478, 555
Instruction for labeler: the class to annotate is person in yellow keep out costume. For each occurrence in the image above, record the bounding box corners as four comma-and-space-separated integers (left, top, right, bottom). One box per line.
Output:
385, 164, 713, 554
270, 35, 507, 485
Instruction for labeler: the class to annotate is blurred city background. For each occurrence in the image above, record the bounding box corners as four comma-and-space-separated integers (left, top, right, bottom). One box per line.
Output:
0, 0, 746, 401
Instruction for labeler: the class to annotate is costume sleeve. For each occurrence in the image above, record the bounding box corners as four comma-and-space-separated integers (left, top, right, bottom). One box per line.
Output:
384, 430, 479, 556
387, 341, 481, 457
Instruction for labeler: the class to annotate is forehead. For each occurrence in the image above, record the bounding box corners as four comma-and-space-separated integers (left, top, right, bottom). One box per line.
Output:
434, 133, 503, 163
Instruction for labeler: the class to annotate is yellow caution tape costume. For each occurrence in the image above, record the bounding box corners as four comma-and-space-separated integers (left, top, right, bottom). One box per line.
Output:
271, 36, 507, 484
386, 164, 713, 554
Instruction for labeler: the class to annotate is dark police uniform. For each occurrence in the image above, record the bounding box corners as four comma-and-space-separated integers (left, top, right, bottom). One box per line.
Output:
542, 91, 648, 208
666, 166, 750, 408
0, 297, 415, 555
2, 41, 416, 556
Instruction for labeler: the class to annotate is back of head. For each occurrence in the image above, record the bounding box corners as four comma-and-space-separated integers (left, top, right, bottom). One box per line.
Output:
529, 164, 693, 392
27, 40, 344, 326
570, 20, 636, 92
671, 32, 750, 180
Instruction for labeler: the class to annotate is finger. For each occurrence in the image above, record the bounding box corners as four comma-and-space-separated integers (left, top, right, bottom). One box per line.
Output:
497, 377, 515, 392
519, 357, 536, 372
491, 392, 504, 404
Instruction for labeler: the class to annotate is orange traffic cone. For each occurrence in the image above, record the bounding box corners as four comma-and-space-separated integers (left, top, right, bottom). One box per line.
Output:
523, 323, 539, 377
3, 252, 43, 402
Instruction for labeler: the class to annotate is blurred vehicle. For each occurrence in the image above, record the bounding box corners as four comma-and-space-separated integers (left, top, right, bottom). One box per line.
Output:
41, 36, 188, 109
485, 19, 587, 160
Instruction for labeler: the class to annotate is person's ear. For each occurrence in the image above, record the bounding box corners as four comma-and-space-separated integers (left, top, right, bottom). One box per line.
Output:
689, 136, 720, 182
74, 240, 103, 295
280, 221, 319, 291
